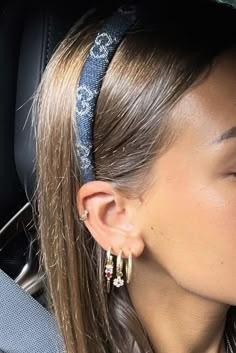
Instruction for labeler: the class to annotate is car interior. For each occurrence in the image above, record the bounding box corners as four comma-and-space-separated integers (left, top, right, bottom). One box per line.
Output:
1, 0, 235, 352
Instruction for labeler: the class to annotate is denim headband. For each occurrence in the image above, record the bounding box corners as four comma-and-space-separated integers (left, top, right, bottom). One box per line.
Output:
75, 3, 137, 184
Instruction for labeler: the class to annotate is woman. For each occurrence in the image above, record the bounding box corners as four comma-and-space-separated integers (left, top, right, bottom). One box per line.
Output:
34, 0, 236, 352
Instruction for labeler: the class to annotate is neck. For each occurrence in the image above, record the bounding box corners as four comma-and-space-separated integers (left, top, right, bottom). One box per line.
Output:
127, 255, 230, 353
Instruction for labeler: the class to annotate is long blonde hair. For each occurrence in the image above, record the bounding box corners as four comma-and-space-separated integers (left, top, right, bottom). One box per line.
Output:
33, 1, 236, 353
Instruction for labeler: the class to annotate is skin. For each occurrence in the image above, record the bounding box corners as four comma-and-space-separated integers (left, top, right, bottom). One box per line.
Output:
77, 49, 236, 353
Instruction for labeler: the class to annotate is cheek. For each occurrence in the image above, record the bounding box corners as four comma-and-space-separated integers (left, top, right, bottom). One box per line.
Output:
144, 177, 236, 305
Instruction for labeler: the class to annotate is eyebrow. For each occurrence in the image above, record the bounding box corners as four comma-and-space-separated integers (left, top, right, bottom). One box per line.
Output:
211, 126, 236, 144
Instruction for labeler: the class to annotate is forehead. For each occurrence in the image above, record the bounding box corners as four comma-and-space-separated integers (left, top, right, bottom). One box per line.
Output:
171, 48, 236, 149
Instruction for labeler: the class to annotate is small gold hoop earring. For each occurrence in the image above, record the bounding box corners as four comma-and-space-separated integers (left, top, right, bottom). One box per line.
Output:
79, 209, 89, 221
104, 247, 114, 293
113, 249, 124, 288
125, 250, 133, 284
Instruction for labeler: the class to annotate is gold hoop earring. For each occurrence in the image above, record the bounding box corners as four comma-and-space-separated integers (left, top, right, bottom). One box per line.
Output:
113, 249, 124, 288
125, 250, 132, 284
79, 209, 89, 221
104, 247, 114, 293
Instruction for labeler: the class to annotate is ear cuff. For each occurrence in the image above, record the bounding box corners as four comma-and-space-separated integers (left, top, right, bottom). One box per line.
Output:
79, 209, 89, 221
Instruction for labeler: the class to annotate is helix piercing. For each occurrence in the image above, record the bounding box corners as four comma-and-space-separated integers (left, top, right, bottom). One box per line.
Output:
79, 209, 89, 221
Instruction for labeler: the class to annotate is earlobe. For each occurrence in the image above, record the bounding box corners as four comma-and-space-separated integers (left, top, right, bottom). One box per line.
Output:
76, 180, 145, 258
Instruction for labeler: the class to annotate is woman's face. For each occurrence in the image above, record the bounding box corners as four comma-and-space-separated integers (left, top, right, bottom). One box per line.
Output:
138, 49, 236, 305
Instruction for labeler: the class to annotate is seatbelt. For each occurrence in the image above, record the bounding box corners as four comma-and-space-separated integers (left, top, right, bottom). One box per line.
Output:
0, 269, 65, 353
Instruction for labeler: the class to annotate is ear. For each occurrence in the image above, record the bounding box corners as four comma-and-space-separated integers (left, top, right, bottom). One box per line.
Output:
77, 181, 145, 258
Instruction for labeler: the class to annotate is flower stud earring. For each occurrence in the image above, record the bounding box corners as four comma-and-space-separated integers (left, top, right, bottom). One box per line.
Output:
79, 209, 89, 221
113, 250, 124, 288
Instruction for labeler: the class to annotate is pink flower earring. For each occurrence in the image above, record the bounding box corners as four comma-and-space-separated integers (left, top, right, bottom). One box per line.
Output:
113, 250, 124, 288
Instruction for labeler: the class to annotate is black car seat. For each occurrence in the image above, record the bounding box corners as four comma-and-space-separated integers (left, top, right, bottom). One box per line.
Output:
0, 0, 94, 294
0, 1, 30, 281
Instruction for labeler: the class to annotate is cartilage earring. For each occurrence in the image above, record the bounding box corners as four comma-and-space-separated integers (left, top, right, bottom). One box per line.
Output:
104, 247, 114, 293
79, 209, 89, 221
125, 250, 132, 284
113, 249, 124, 288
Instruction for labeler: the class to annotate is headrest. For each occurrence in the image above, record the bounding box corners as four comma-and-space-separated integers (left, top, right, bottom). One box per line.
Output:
0, 1, 27, 228
14, 1, 95, 200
